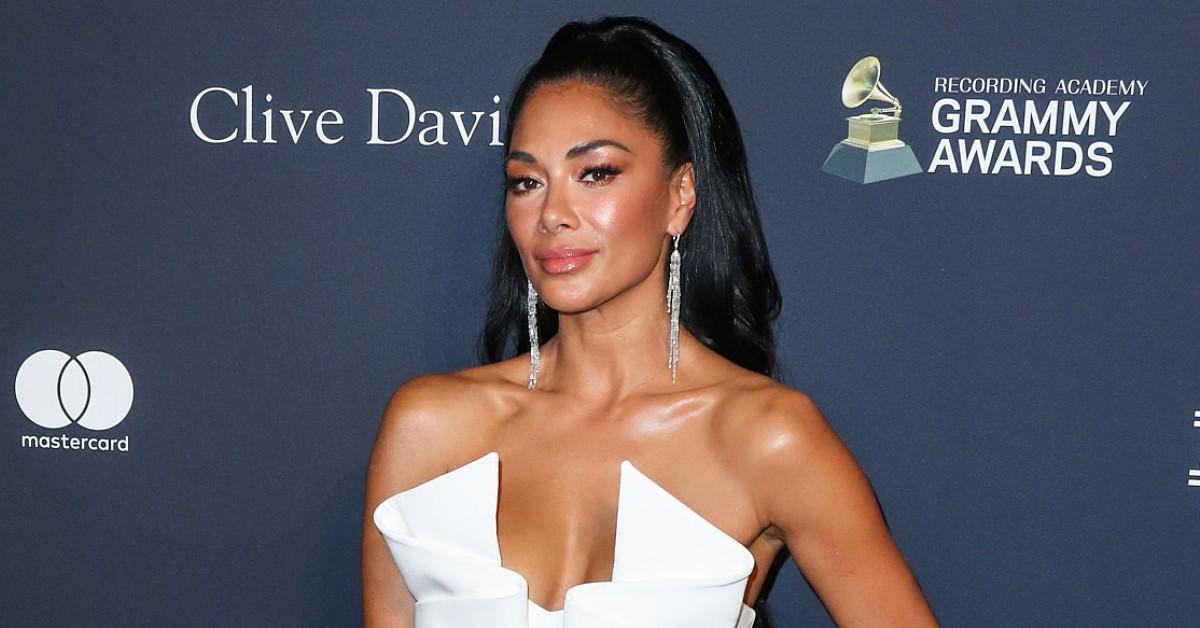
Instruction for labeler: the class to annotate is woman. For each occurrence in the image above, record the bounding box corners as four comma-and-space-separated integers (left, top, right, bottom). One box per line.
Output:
362, 16, 937, 628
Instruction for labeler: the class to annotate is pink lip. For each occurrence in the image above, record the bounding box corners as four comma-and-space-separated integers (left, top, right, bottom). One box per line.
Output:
535, 249, 597, 275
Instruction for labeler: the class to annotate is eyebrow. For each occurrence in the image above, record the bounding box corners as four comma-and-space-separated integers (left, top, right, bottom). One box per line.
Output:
505, 139, 633, 164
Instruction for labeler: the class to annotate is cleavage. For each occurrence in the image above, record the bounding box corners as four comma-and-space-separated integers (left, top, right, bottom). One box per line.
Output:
496, 464, 619, 612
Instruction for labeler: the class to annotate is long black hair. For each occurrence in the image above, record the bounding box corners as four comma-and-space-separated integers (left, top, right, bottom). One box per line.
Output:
479, 15, 782, 380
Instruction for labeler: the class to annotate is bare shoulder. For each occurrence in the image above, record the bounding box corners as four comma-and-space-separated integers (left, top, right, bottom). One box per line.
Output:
708, 369, 834, 462
366, 360, 522, 499
378, 359, 523, 436
714, 380, 938, 624
714, 375, 865, 519
377, 371, 472, 446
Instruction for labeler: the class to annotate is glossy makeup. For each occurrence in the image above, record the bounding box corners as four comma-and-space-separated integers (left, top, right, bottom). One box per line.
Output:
504, 81, 693, 314
537, 248, 597, 275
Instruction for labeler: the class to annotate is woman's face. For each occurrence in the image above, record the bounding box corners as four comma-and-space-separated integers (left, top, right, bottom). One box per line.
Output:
505, 81, 693, 314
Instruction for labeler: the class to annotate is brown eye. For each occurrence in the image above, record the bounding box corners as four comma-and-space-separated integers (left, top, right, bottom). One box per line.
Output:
505, 176, 541, 195
579, 164, 621, 184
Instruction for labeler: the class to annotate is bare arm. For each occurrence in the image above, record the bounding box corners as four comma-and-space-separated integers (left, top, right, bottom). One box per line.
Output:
361, 376, 457, 628
747, 390, 938, 626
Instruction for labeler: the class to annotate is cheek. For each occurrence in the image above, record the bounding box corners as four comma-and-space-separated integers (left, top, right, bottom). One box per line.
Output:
505, 200, 538, 248
588, 184, 667, 254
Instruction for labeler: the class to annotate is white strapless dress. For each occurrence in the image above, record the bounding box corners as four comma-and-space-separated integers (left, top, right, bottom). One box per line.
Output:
373, 451, 757, 628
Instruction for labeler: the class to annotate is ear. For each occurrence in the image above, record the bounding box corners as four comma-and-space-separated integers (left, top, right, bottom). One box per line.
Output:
666, 161, 696, 236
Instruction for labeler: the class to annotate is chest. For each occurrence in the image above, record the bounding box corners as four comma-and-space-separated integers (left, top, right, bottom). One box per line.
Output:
489, 438, 763, 611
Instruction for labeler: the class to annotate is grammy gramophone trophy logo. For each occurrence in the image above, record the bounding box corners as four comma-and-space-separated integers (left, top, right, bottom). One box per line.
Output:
821, 55, 922, 184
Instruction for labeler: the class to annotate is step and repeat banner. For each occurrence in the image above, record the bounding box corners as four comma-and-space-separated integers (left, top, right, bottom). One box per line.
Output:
3, 2, 1196, 626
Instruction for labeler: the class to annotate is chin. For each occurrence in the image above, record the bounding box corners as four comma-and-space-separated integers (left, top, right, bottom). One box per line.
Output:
536, 284, 600, 314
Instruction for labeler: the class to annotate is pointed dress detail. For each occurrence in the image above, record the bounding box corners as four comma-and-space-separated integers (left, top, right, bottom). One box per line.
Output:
373, 451, 758, 628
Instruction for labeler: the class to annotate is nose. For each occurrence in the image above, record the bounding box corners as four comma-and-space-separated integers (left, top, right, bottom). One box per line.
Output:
538, 178, 578, 234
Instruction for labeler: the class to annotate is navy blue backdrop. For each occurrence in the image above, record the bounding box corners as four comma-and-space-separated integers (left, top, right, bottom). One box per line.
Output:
3, 1, 1198, 626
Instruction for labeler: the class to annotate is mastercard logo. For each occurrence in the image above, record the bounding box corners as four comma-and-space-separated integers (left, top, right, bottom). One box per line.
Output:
14, 350, 134, 431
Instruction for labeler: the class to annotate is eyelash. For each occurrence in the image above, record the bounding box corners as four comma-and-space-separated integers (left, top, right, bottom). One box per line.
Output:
505, 163, 623, 195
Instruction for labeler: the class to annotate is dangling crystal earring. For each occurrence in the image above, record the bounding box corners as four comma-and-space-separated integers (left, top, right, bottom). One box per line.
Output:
526, 278, 540, 390
666, 233, 682, 384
